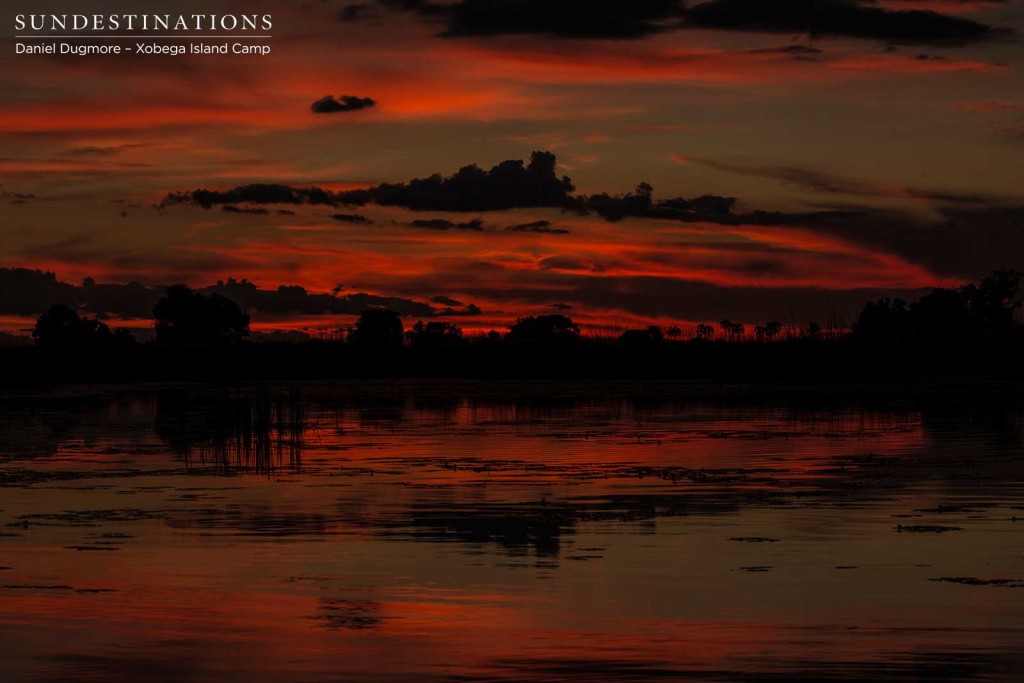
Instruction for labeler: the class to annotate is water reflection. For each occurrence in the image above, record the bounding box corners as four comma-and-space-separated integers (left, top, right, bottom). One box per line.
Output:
1, 381, 1023, 681
155, 385, 304, 474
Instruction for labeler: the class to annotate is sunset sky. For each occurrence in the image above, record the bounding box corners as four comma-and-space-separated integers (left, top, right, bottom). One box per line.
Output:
2, 0, 1022, 334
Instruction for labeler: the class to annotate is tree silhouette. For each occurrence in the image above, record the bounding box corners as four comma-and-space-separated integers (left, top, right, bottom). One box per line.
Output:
153, 285, 250, 347
507, 314, 580, 344
349, 308, 404, 347
854, 271, 1023, 343
720, 319, 745, 342
33, 304, 113, 350
963, 268, 1022, 338
909, 288, 971, 341
695, 324, 715, 342
407, 320, 464, 348
853, 297, 908, 342
755, 321, 783, 342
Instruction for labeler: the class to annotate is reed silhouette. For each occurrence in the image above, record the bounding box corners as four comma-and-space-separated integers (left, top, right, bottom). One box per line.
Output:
156, 385, 303, 474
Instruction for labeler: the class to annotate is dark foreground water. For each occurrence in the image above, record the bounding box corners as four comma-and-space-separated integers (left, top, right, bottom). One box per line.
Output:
1, 381, 1023, 682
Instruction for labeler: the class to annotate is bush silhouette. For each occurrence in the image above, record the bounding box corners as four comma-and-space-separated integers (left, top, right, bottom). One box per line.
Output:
153, 285, 250, 347
619, 325, 663, 347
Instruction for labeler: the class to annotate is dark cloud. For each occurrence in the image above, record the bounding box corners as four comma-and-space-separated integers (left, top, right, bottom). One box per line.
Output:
463, 274, 931, 325
222, 205, 270, 215
410, 218, 485, 231
572, 174, 1023, 279
310, 95, 377, 114
65, 143, 147, 156
159, 152, 1022, 279
348, 150, 575, 212
438, 302, 483, 316
431, 295, 463, 306
739, 259, 792, 276
538, 256, 589, 271
792, 205, 1024, 278
0, 268, 80, 318
684, 0, 1005, 45
748, 44, 825, 60
367, 0, 688, 38
692, 157, 994, 204
0, 188, 36, 203
0, 269, 453, 321
699, 158, 877, 196
339, 3, 374, 22
65, 146, 119, 156
331, 213, 373, 224
0, 268, 162, 320
163, 153, 721, 224
507, 220, 571, 234
349, 0, 1006, 44
162, 183, 341, 209
16, 234, 244, 288
163, 151, 575, 213
582, 184, 742, 223
208, 279, 437, 317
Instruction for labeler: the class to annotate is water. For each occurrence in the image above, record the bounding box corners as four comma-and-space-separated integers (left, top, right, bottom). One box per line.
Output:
1, 381, 1022, 682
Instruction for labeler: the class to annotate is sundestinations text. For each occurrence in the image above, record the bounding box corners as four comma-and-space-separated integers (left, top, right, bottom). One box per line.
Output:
15, 14, 272, 32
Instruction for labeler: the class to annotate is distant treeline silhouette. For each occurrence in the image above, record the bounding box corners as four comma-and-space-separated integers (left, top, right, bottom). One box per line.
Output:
854, 269, 1021, 343
8, 269, 1022, 385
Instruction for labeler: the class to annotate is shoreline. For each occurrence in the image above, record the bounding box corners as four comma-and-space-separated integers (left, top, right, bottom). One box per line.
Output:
4, 375, 1022, 402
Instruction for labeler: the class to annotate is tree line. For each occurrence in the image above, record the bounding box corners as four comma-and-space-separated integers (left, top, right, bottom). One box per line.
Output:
28, 269, 1023, 353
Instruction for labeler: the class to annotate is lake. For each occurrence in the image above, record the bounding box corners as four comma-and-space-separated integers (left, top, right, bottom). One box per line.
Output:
1, 380, 1022, 682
